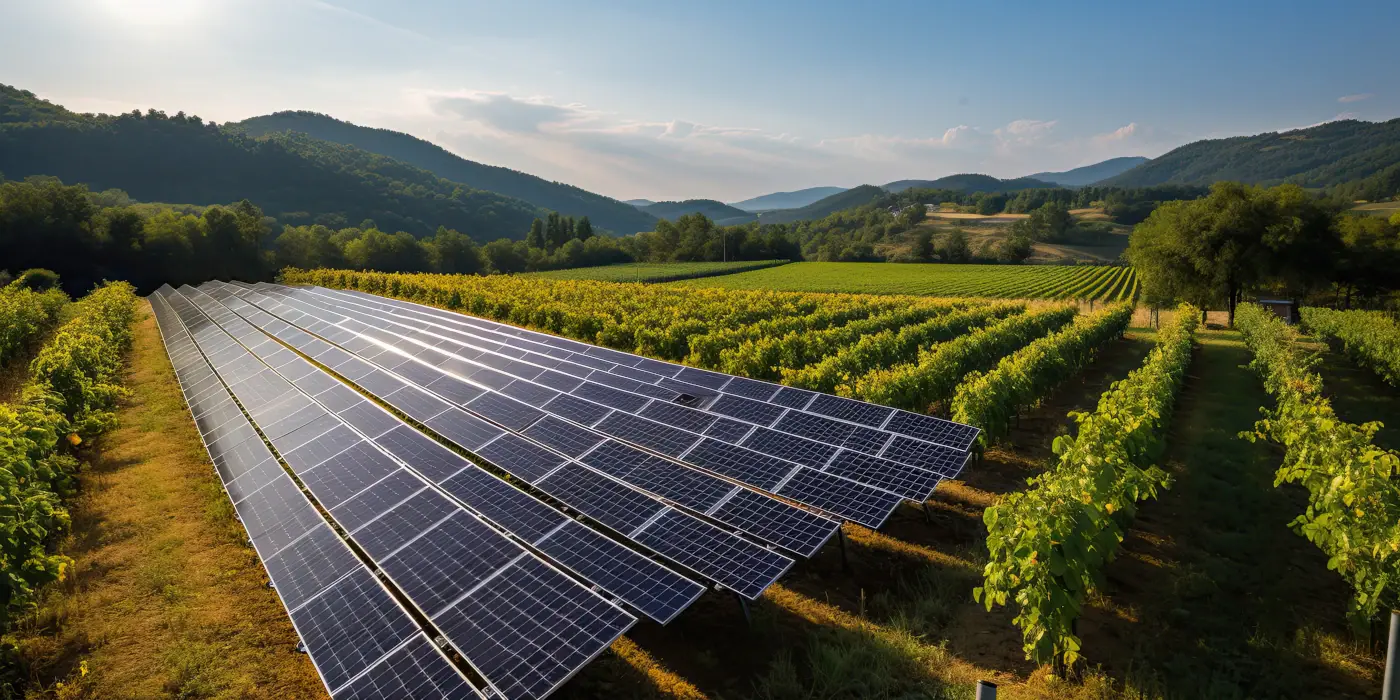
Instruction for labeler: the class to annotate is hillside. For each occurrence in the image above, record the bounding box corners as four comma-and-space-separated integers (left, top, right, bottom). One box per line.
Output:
639, 199, 756, 225
756, 184, 886, 224
234, 111, 657, 235
624, 199, 656, 207
729, 186, 847, 212
0, 86, 545, 240
883, 174, 1056, 193
1029, 156, 1148, 186
1102, 118, 1400, 189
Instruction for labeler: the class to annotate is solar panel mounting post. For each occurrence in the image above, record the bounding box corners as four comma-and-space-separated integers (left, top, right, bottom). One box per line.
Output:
735, 592, 751, 627
1384, 610, 1399, 700
837, 527, 851, 574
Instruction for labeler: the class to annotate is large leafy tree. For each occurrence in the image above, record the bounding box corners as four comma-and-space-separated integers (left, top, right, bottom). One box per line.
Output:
1127, 182, 1339, 323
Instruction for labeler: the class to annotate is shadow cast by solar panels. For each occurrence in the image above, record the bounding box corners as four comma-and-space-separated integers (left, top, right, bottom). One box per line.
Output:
156, 286, 637, 700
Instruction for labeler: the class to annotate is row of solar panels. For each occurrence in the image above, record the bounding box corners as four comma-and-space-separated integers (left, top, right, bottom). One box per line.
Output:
226, 282, 978, 527
150, 292, 483, 699
153, 281, 980, 699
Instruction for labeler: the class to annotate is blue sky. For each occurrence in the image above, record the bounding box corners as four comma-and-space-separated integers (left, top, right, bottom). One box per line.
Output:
3, 0, 1397, 201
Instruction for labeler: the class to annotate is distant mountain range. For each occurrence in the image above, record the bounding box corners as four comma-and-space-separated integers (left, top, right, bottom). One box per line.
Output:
729, 187, 848, 212
1028, 157, 1148, 186
624, 199, 655, 207
637, 200, 756, 225
235, 111, 657, 235
1099, 119, 1400, 189
883, 174, 1057, 193
756, 185, 887, 224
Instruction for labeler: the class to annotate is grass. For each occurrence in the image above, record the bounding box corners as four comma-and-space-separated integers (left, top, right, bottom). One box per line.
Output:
1306, 335, 1400, 451
523, 260, 789, 283
8, 301, 325, 699
668, 262, 1137, 301
1349, 201, 1400, 217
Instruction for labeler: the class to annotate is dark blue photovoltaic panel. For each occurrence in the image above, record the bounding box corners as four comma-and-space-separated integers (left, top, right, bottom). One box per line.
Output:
581, 441, 731, 510
465, 391, 543, 430
825, 450, 941, 501
335, 400, 399, 439
237, 478, 324, 556
374, 426, 472, 483
299, 443, 401, 509
540, 393, 612, 425
352, 489, 458, 560
423, 411, 505, 453
742, 427, 840, 468
439, 466, 565, 543
708, 394, 785, 425
571, 381, 650, 412
289, 569, 419, 693
708, 489, 837, 558
224, 457, 284, 505
631, 510, 789, 601
426, 374, 487, 406
499, 379, 561, 407
535, 462, 664, 533
381, 385, 453, 423
428, 555, 633, 700
721, 375, 780, 401
775, 410, 889, 455
639, 400, 717, 434
336, 635, 479, 699
521, 416, 603, 458
534, 521, 704, 625
882, 435, 971, 477
594, 412, 698, 458
330, 469, 427, 534
806, 392, 894, 428
476, 434, 565, 483
703, 417, 753, 444
778, 468, 902, 529
681, 438, 793, 490
380, 511, 522, 617
263, 524, 361, 610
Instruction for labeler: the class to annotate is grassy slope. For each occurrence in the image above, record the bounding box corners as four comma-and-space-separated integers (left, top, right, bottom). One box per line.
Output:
12, 301, 326, 698
669, 262, 1135, 300
524, 260, 788, 283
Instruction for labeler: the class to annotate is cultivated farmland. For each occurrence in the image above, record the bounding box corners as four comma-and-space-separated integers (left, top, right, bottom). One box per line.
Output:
525, 260, 789, 283
668, 262, 1138, 300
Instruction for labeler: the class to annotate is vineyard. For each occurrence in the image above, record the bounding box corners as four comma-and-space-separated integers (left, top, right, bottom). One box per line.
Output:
668, 261, 1139, 300
524, 260, 790, 283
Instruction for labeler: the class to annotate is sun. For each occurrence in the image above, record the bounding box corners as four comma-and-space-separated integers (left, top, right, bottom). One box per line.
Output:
95, 0, 211, 28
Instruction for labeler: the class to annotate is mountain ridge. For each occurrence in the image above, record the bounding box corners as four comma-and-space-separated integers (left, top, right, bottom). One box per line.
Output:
729, 186, 848, 212
639, 199, 756, 225
883, 174, 1056, 193
234, 111, 658, 234
1029, 156, 1148, 186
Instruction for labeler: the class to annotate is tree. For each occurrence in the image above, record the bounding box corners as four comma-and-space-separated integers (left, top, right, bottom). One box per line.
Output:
482, 238, 528, 274
898, 204, 927, 229
525, 218, 546, 249
911, 229, 934, 261
996, 230, 1034, 263
427, 226, 484, 275
939, 227, 971, 263
1127, 182, 1338, 324
576, 216, 593, 242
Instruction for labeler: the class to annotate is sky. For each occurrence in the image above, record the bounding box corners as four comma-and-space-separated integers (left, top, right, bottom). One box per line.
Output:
2, 0, 1398, 202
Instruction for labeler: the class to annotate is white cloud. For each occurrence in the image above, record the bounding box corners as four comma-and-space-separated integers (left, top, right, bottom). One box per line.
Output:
405, 91, 1170, 200
1338, 93, 1374, 103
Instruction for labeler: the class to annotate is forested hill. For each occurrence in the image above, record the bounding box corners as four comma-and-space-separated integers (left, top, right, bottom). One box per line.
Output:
0, 86, 546, 240
1102, 118, 1400, 192
1029, 156, 1148, 186
639, 199, 756, 225
729, 186, 847, 212
235, 111, 658, 235
756, 185, 887, 224
883, 174, 1056, 193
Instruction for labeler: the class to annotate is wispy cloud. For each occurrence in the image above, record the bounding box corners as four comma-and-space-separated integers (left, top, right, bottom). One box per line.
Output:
1338, 93, 1374, 103
410, 90, 1169, 200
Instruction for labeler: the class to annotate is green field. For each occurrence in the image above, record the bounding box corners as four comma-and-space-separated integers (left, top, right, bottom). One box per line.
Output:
524, 260, 788, 283
669, 261, 1138, 300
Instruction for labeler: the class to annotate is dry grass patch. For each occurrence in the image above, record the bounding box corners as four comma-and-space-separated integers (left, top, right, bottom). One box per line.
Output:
9, 302, 325, 699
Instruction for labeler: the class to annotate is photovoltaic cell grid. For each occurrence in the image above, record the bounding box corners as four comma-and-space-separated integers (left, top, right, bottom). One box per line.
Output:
194, 285, 803, 598
270, 283, 972, 493
162, 287, 637, 700
215, 282, 848, 550
148, 289, 479, 699
234, 283, 950, 528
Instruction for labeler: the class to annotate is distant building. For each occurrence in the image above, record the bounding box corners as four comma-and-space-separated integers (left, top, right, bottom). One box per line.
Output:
1257, 298, 1296, 324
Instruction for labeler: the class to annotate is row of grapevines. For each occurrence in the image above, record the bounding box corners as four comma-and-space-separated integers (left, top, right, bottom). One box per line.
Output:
1236, 303, 1400, 624
781, 302, 1024, 393
716, 301, 969, 380
685, 296, 906, 367
1300, 307, 1400, 389
0, 282, 68, 368
951, 303, 1134, 446
847, 305, 1079, 412
0, 281, 137, 628
975, 304, 1199, 670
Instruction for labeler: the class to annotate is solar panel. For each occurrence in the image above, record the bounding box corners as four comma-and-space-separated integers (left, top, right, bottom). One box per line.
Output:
336, 635, 482, 699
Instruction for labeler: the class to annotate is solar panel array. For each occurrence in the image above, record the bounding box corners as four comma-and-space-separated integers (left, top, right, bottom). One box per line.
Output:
154, 286, 636, 700
149, 290, 480, 699
150, 278, 982, 699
